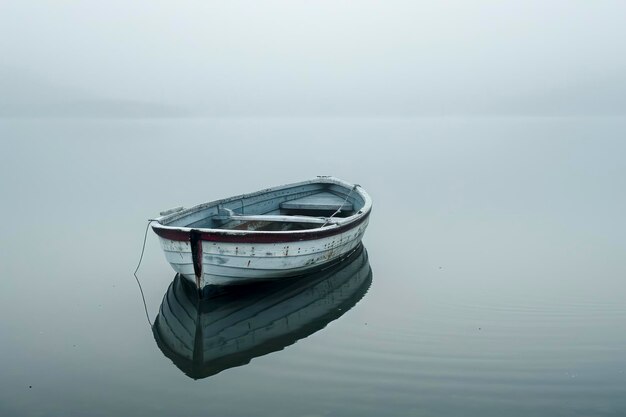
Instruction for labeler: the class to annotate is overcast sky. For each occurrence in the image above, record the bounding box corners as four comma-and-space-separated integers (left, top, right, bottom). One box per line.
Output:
1, 0, 625, 117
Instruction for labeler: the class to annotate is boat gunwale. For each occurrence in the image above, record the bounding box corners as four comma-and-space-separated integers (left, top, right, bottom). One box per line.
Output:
151, 177, 372, 243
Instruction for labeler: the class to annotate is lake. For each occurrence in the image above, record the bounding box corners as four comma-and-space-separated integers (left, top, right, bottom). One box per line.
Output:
1, 117, 625, 416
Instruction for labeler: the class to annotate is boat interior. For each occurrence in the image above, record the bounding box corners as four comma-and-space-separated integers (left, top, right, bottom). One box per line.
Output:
162, 182, 365, 232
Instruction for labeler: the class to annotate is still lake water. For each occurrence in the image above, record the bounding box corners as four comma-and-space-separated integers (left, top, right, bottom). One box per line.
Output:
1, 117, 625, 416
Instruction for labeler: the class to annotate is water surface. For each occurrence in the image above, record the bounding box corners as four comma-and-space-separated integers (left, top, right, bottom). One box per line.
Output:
1, 117, 625, 416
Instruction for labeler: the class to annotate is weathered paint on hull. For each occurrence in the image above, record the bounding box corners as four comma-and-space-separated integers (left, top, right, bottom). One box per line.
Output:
158, 217, 369, 287
152, 177, 372, 290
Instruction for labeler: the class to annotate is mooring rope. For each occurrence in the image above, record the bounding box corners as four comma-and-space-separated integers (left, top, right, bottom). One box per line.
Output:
320, 184, 358, 228
133, 219, 154, 327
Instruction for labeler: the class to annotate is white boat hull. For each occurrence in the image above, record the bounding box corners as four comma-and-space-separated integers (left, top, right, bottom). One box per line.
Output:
158, 216, 369, 286
151, 177, 372, 290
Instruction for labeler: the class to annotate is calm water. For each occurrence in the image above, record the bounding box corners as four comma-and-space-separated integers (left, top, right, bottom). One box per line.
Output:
1, 117, 625, 416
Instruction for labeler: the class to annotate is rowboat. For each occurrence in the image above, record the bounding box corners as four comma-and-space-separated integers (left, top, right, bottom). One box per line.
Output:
153, 244, 372, 379
151, 176, 371, 291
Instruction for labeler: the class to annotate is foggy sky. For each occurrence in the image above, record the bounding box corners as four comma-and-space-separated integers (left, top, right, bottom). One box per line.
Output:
1, 0, 625, 117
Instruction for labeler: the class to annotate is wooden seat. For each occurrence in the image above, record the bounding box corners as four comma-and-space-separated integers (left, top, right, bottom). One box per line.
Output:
212, 214, 338, 224
280, 192, 353, 212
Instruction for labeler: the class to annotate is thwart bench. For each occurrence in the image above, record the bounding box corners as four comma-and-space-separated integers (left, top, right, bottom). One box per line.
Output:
280, 192, 353, 212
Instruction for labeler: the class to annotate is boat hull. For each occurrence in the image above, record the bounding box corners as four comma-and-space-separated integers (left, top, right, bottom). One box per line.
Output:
151, 177, 372, 289
157, 216, 369, 286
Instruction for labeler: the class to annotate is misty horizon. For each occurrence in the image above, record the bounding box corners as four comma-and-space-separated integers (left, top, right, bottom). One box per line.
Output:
2, 1, 625, 118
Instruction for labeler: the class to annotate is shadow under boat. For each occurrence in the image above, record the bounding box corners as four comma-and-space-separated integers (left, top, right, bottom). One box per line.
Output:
153, 244, 373, 379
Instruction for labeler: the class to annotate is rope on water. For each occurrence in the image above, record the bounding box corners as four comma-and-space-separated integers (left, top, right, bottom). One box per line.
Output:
320, 184, 359, 228
133, 219, 154, 327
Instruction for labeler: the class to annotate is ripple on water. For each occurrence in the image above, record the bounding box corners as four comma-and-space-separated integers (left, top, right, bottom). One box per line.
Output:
263, 291, 626, 415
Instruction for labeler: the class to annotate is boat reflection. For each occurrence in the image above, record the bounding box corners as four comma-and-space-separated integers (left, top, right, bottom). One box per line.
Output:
152, 244, 372, 379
